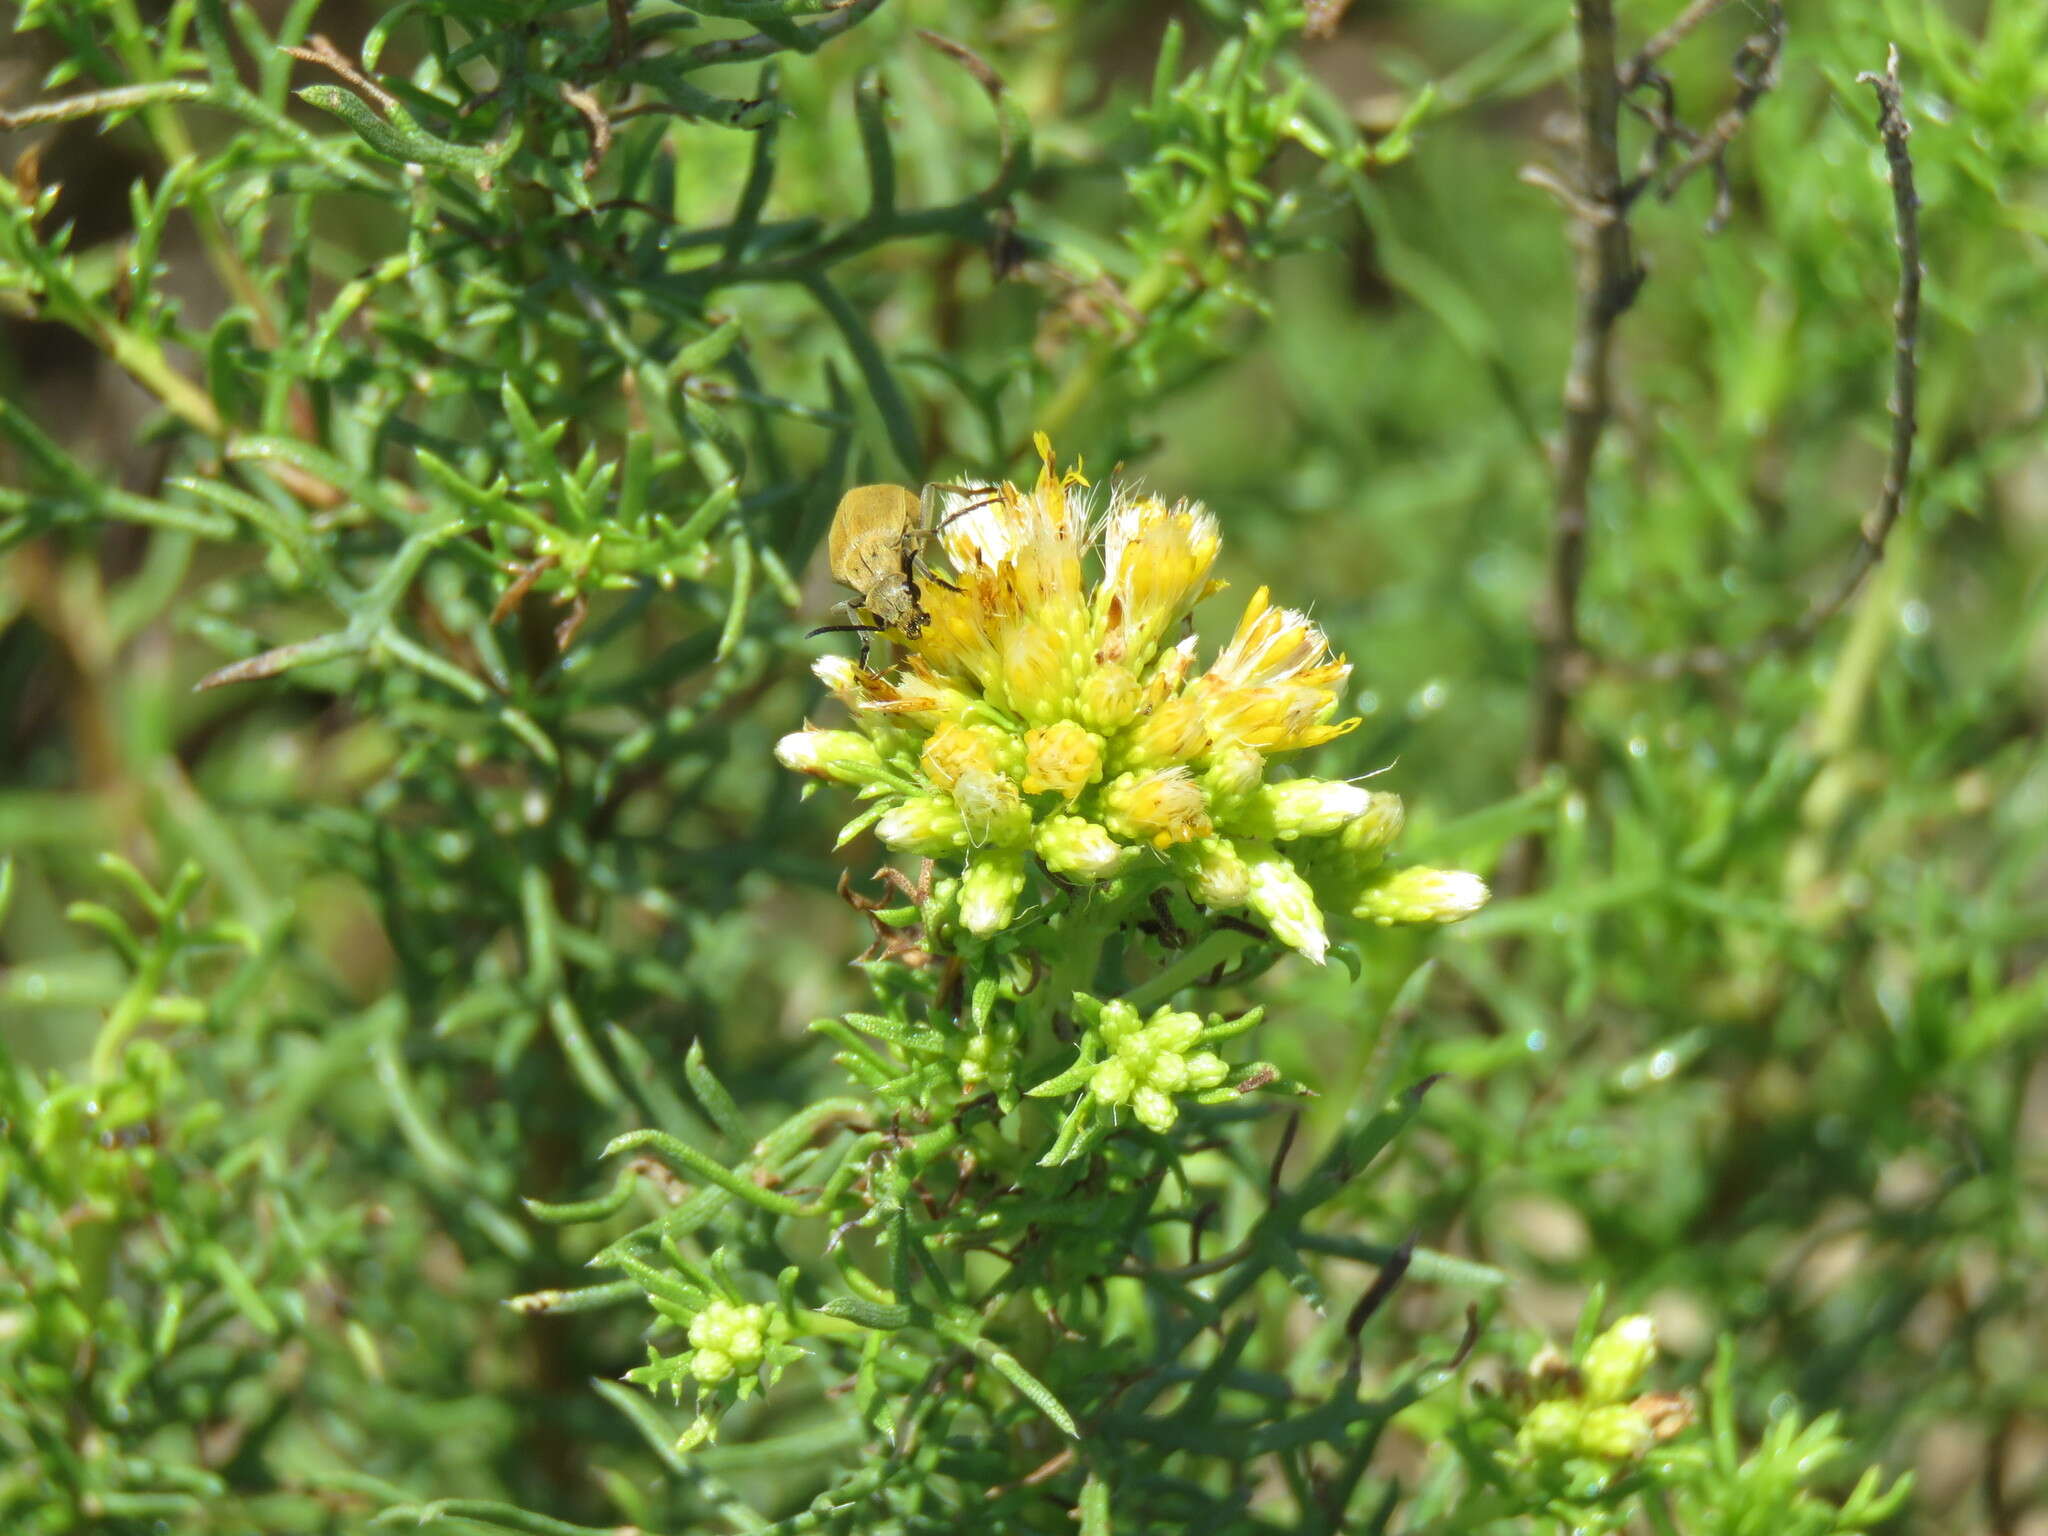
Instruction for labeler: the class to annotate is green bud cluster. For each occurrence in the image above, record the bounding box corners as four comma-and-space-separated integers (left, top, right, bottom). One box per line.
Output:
1027, 996, 1273, 1160
1509, 1314, 1678, 1467
685, 1300, 770, 1385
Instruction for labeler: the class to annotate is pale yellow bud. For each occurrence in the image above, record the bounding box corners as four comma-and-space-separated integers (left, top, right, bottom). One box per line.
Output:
951, 768, 1028, 847
1338, 791, 1405, 865
774, 729, 885, 786
1102, 768, 1213, 850
1022, 721, 1102, 799
1121, 696, 1210, 770
1581, 1315, 1658, 1406
1171, 837, 1251, 908
1516, 1400, 1583, 1461
1247, 778, 1375, 840
1576, 1404, 1654, 1461
1078, 664, 1141, 732
1034, 815, 1132, 881
875, 795, 966, 854
1351, 866, 1489, 926
959, 849, 1030, 936
1245, 846, 1328, 964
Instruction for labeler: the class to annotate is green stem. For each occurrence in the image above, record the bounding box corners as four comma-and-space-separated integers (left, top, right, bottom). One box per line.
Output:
91, 940, 175, 1084
1784, 526, 1913, 901
107, 0, 281, 347
1122, 927, 1254, 1015
1030, 175, 1233, 450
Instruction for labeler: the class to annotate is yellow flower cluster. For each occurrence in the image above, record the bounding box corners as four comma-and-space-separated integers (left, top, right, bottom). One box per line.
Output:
777, 439, 1487, 958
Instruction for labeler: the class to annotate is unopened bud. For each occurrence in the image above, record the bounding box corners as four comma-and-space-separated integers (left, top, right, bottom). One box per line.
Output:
1164, 837, 1244, 908
774, 729, 884, 785
1250, 778, 1374, 840
876, 795, 967, 854
1201, 745, 1265, 807
1516, 1399, 1583, 1461
1581, 1315, 1658, 1406
1576, 1403, 1654, 1461
1245, 847, 1328, 964
1351, 865, 1488, 926
1022, 722, 1103, 800
1338, 791, 1405, 865
1034, 815, 1132, 881
959, 850, 1030, 936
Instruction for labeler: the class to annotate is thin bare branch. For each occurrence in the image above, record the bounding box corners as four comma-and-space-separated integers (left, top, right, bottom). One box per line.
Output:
1509, 0, 1643, 893
1617, 48, 1921, 683
558, 82, 611, 181
281, 36, 401, 115
1620, 0, 1737, 90
1654, 2, 1784, 224
1304, 0, 1359, 42
677, 0, 885, 70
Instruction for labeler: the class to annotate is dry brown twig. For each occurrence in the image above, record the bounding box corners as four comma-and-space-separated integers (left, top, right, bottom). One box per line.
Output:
1502, 0, 1790, 894
1516, 0, 1643, 815
1620, 0, 1738, 89
558, 83, 611, 181
280, 36, 401, 115
1651, 3, 1785, 227
1623, 46, 1922, 682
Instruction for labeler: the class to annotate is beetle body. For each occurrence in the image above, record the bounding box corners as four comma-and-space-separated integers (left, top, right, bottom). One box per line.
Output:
827, 483, 930, 637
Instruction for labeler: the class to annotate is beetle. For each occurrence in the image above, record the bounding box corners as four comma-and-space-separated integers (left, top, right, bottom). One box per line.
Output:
825, 483, 928, 637
808, 483, 985, 661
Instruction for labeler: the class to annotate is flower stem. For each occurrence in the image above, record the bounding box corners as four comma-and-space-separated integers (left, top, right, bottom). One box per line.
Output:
1122, 927, 1254, 1015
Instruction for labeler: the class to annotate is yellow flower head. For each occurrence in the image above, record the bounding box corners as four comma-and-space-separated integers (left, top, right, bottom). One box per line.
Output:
778, 440, 1484, 960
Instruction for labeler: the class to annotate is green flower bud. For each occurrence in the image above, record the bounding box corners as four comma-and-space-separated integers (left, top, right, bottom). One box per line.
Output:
1184, 1051, 1228, 1091
952, 768, 1030, 847
1143, 1007, 1203, 1055
1087, 1007, 1217, 1132
1245, 847, 1329, 964
1351, 865, 1489, 926
959, 849, 1030, 936
1133, 1086, 1176, 1133
1201, 745, 1266, 810
1337, 791, 1405, 866
774, 728, 886, 785
1097, 999, 1143, 1045
1173, 836, 1251, 907
1581, 1315, 1658, 1406
1035, 814, 1134, 880
1577, 1403, 1655, 1461
1246, 778, 1375, 840
1090, 1057, 1135, 1105
1516, 1399, 1584, 1461
876, 795, 967, 854
690, 1349, 735, 1385
687, 1300, 770, 1370
958, 1023, 1019, 1096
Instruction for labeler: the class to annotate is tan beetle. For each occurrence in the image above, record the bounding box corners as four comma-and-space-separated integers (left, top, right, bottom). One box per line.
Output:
809, 482, 983, 660
827, 484, 929, 636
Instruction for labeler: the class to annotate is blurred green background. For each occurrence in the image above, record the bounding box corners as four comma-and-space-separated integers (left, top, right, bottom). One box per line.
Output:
2, 0, 2044, 1529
